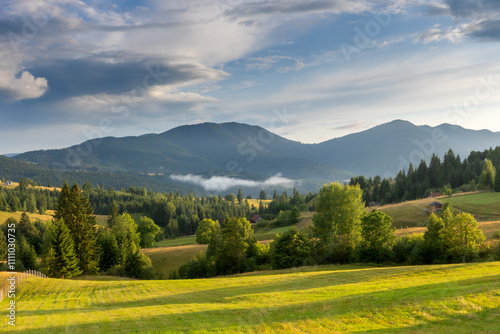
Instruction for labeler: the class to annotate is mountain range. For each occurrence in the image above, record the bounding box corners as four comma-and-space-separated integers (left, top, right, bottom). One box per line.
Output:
5, 120, 500, 193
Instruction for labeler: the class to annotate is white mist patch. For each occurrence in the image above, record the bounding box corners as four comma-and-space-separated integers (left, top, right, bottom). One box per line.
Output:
170, 173, 298, 192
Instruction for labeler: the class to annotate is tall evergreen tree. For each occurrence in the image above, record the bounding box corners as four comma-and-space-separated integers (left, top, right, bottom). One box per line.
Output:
107, 201, 120, 228
46, 219, 82, 279
237, 188, 243, 204
259, 190, 267, 200
479, 159, 496, 190
19, 236, 38, 270
54, 182, 99, 274
495, 166, 500, 192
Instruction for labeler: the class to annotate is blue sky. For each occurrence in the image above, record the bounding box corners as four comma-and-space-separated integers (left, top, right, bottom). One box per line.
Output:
1, 0, 500, 154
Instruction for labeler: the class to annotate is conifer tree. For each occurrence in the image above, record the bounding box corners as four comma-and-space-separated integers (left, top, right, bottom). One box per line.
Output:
107, 201, 120, 228
494, 166, 500, 192
46, 219, 82, 279
19, 236, 38, 270
54, 182, 99, 274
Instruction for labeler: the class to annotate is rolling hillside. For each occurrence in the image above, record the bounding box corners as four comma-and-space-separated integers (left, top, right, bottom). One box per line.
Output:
1, 262, 499, 333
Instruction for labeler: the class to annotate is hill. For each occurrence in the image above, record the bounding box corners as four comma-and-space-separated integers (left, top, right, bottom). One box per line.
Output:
312, 120, 500, 176
378, 192, 500, 228
0, 155, 195, 194
1, 262, 499, 333
8, 120, 500, 192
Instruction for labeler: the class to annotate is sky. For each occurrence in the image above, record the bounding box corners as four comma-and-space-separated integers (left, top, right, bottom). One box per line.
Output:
1, 0, 500, 155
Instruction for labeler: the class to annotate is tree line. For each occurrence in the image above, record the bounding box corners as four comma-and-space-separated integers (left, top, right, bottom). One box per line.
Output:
0, 182, 160, 279
350, 147, 500, 205
175, 182, 498, 279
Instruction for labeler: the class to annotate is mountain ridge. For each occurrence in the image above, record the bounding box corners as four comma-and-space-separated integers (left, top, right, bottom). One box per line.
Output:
11, 120, 500, 191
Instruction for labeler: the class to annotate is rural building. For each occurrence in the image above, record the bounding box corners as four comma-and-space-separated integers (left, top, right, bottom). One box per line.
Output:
428, 201, 443, 212
5, 180, 12, 186
249, 215, 263, 224
428, 192, 442, 198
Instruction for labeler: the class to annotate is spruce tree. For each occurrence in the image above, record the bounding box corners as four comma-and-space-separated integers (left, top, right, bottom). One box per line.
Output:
107, 201, 120, 228
494, 166, 500, 192
46, 219, 82, 279
54, 182, 99, 274
19, 236, 38, 270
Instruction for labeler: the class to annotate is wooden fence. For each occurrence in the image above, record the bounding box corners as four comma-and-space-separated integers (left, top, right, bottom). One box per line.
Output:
0, 270, 47, 302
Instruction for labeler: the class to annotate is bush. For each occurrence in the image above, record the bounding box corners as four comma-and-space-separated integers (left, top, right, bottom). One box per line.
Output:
271, 228, 312, 269
393, 234, 425, 264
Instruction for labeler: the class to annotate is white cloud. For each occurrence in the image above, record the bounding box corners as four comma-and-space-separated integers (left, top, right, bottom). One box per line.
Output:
171, 173, 298, 191
0, 51, 49, 100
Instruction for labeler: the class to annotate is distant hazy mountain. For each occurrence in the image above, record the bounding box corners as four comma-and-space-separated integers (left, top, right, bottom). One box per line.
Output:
1, 153, 19, 158
12, 120, 500, 191
310, 120, 500, 177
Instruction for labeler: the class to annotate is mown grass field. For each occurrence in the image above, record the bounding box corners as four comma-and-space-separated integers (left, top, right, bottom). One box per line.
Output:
142, 244, 207, 278
378, 192, 500, 227
446, 192, 500, 220
1, 262, 499, 333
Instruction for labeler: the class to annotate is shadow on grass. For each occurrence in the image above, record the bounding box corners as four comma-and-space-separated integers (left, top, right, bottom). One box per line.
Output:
358, 306, 500, 334
11, 271, 500, 332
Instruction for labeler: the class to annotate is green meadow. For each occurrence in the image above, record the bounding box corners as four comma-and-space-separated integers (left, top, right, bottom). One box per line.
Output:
1, 262, 499, 333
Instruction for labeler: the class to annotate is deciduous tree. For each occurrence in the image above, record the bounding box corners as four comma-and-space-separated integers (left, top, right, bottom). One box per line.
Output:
360, 210, 396, 263
444, 213, 485, 263
313, 183, 365, 263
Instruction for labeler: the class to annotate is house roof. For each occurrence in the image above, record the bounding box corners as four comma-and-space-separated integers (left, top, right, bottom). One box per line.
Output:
429, 201, 443, 206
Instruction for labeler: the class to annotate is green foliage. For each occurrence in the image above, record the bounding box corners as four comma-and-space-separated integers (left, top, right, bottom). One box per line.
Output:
195, 218, 220, 245
444, 213, 485, 263
123, 249, 153, 279
0, 231, 6, 261
259, 190, 267, 200
237, 188, 243, 203
107, 201, 120, 228
225, 193, 236, 202
112, 213, 140, 264
19, 236, 38, 270
393, 234, 425, 265
359, 210, 396, 263
97, 228, 120, 272
270, 228, 312, 269
495, 166, 500, 192
45, 219, 82, 279
137, 216, 161, 248
479, 159, 496, 190
423, 213, 445, 264
272, 208, 300, 228
217, 217, 255, 274
55, 182, 99, 274
313, 183, 365, 263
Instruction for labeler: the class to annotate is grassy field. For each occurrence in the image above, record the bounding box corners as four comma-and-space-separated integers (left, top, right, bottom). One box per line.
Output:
142, 244, 207, 278
446, 192, 500, 220
0, 210, 56, 224
378, 192, 500, 228
246, 198, 271, 208
1, 262, 499, 333
155, 236, 197, 247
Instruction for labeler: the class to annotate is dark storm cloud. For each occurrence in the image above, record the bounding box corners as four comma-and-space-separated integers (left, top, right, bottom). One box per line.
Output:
26, 55, 223, 100
468, 19, 500, 41
445, 0, 500, 18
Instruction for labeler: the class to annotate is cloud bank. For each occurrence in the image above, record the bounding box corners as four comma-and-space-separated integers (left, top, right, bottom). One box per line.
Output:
171, 173, 298, 192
